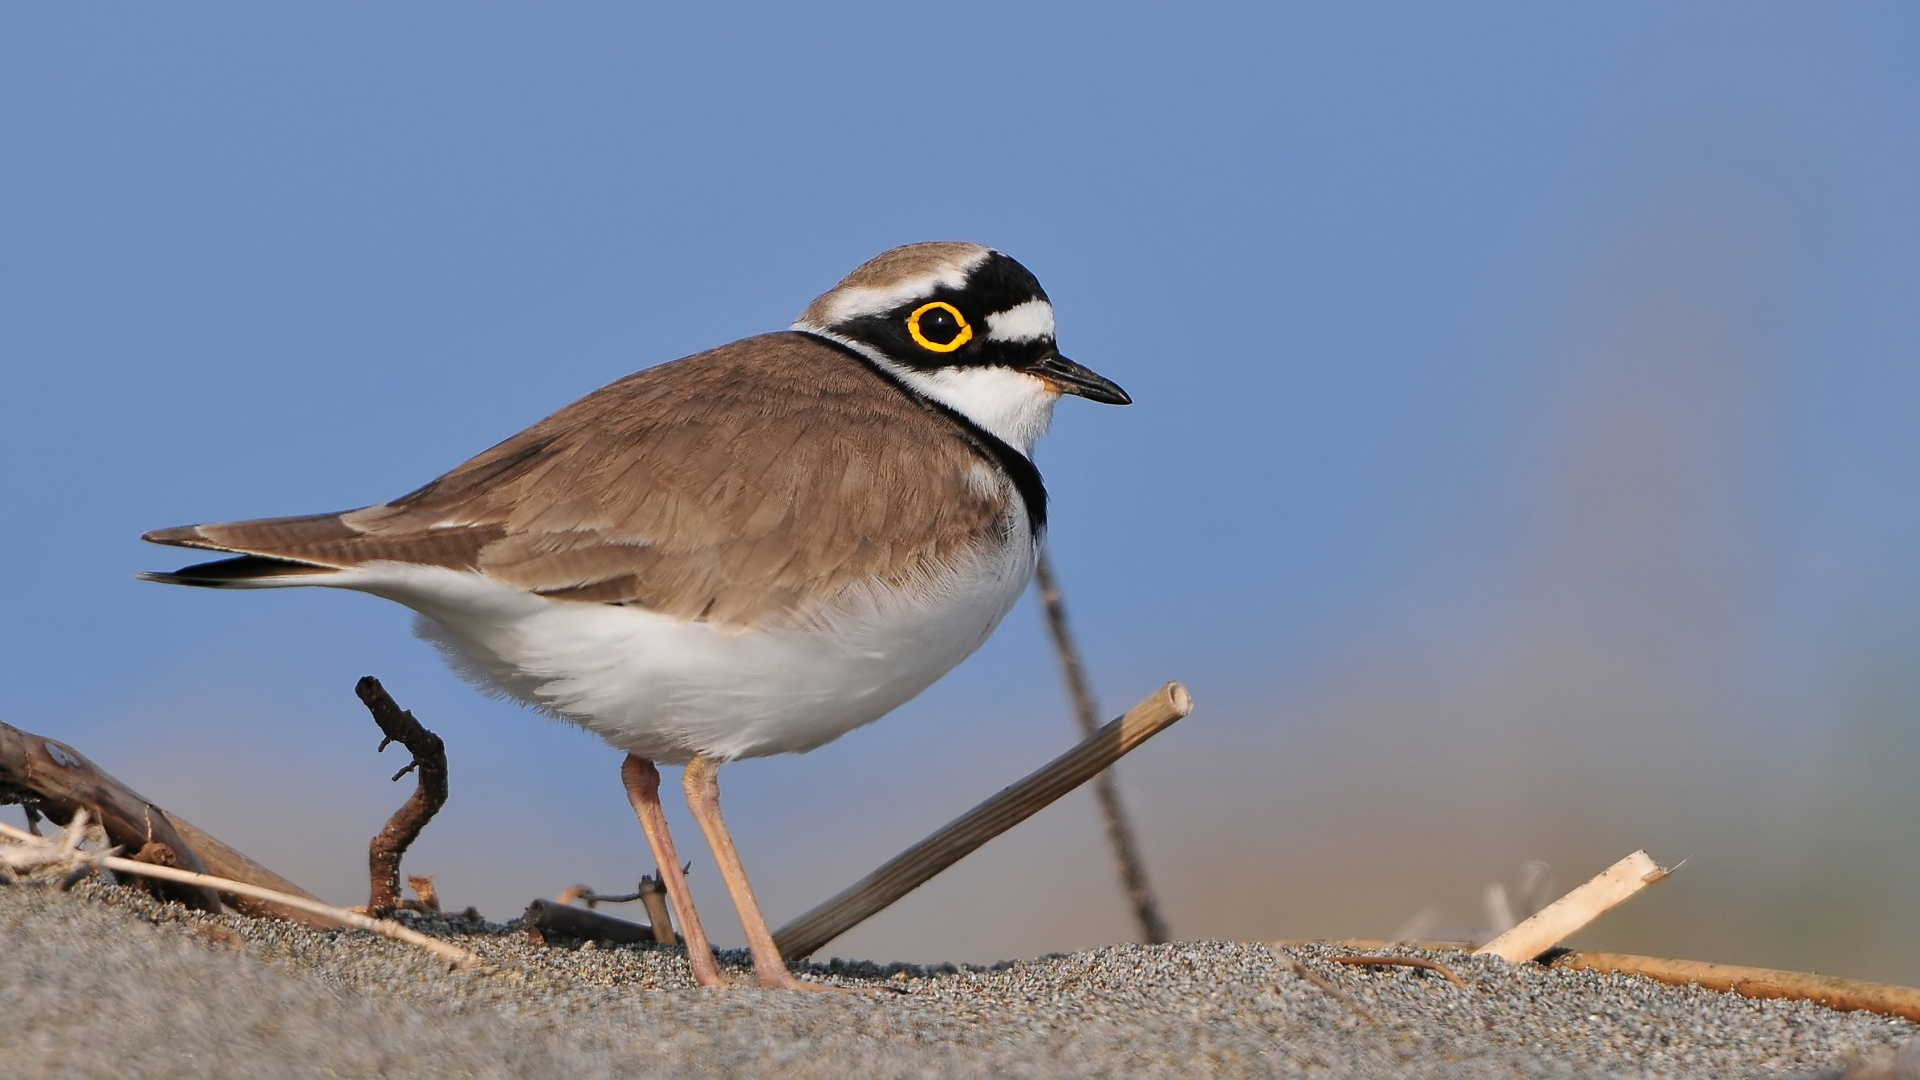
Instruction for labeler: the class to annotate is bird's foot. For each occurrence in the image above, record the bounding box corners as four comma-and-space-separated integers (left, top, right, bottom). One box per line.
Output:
754, 967, 899, 994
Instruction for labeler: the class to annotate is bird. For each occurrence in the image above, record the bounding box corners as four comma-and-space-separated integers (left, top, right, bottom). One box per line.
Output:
141, 241, 1131, 990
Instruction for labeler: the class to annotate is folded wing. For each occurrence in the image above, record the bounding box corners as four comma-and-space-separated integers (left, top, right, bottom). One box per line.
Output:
142, 333, 1017, 630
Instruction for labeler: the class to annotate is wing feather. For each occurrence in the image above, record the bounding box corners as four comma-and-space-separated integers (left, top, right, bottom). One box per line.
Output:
143, 332, 1020, 629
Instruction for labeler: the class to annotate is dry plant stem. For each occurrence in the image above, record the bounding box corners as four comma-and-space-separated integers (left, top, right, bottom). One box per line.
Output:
1476, 850, 1670, 963
1556, 952, 1920, 1024
1273, 950, 1377, 1026
1290, 937, 1920, 1025
1327, 955, 1468, 988
684, 755, 822, 991
0, 719, 220, 912
622, 755, 724, 988
0, 818, 477, 968
774, 682, 1194, 961
564, 884, 645, 907
1274, 938, 1475, 952
1033, 550, 1170, 945
355, 677, 449, 917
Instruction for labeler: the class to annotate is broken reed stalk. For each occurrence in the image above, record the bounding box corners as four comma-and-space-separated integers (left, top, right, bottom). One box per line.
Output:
355, 677, 448, 917
1033, 550, 1170, 945
1553, 952, 1920, 1024
1475, 850, 1671, 963
638, 874, 677, 944
773, 681, 1193, 961
0, 816, 478, 969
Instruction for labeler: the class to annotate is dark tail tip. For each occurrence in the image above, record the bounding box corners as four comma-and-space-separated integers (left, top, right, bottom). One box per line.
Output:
139, 555, 332, 588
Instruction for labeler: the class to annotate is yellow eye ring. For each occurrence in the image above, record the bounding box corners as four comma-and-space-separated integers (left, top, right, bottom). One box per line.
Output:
906, 301, 973, 353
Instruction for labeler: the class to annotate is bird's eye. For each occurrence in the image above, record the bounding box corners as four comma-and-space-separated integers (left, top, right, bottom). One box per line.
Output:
906, 301, 973, 353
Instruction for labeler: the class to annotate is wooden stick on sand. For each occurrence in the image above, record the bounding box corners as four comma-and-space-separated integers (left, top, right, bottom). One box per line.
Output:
1553, 952, 1920, 1023
0, 717, 341, 928
773, 682, 1192, 961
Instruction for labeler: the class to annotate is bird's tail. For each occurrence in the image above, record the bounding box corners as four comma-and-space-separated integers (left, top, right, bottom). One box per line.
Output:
140, 515, 357, 589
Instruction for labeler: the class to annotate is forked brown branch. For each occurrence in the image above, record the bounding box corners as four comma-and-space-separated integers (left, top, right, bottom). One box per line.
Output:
356, 677, 448, 917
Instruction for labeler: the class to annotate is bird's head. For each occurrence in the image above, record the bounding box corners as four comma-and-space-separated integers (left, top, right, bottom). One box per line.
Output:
794, 242, 1129, 455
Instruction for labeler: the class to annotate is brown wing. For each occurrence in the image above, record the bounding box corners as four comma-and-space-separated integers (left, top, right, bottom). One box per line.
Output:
143, 333, 1018, 629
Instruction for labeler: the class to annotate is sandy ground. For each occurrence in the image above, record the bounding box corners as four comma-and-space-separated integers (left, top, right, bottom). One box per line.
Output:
1, 875, 1913, 1079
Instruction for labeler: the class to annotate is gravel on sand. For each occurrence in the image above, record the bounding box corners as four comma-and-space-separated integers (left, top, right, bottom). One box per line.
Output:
1, 874, 1913, 1078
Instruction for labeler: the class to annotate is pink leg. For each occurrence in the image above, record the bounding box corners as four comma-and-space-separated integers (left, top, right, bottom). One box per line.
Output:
682, 755, 832, 991
621, 754, 726, 988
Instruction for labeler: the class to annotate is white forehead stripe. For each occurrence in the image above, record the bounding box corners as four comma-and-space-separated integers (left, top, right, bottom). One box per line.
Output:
985, 299, 1056, 343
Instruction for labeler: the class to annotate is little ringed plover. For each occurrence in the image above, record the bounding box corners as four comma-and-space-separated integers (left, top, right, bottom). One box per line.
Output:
143, 241, 1131, 989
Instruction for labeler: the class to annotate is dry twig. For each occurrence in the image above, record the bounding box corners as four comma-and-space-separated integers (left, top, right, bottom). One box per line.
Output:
558, 883, 646, 907
522, 897, 665, 946
355, 677, 448, 917
1033, 550, 1170, 945
1554, 951, 1920, 1024
1282, 936, 1920, 1025
0, 813, 480, 969
552, 874, 677, 944
773, 682, 1192, 961
1327, 954, 1469, 988
1271, 948, 1378, 1025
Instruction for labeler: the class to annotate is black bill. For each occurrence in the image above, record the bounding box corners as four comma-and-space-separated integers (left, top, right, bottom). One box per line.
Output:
1032, 353, 1132, 405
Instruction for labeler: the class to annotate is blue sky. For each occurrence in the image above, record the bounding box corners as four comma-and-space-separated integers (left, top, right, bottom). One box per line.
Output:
4, 4, 1918, 976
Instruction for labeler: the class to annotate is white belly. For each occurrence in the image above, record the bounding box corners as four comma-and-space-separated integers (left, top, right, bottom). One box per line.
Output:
329, 536, 1036, 763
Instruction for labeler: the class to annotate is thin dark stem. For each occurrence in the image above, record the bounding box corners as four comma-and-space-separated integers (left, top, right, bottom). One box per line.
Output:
356, 676, 448, 917
1033, 549, 1170, 945
1277, 952, 1379, 1026
1328, 954, 1469, 988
